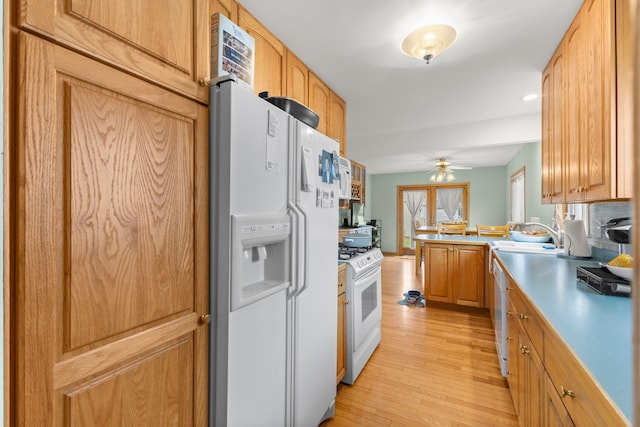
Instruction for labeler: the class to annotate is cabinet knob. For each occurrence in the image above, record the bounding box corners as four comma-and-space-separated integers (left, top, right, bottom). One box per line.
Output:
561, 386, 576, 398
519, 313, 529, 320
520, 344, 529, 355
506, 311, 513, 317
199, 314, 211, 324
507, 371, 513, 376
506, 336, 513, 341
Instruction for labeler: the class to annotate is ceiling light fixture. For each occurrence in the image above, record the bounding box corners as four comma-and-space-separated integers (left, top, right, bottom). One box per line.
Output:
402, 24, 457, 64
429, 158, 456, 182
521, 93, 539, 101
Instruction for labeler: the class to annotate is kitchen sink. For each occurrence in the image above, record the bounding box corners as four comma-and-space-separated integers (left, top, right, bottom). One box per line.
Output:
493, 240, 563, 255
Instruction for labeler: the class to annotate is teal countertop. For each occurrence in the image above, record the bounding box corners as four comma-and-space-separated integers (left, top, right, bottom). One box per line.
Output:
495, 249, 631, 422
415, 234, 632, 421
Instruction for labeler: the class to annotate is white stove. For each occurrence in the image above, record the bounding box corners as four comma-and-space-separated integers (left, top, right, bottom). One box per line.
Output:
338, 246, 383, 384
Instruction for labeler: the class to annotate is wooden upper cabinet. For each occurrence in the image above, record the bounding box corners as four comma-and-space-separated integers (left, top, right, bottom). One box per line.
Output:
541, 57, 564, 205
541, 0, 628, 203
238, 6, 286, 96
309, 72, 330, 135
12, 31, 209, 426
581, 0, 615, 201
17, 0, 209, 102
615, 0, 633, 198
286, 50, 309, 105
565, 19, 586, 203
210, 0, 238, 22
328, 91, 347, 156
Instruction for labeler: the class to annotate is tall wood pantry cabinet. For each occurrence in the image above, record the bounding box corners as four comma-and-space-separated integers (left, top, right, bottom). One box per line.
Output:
8, 0, 210, 425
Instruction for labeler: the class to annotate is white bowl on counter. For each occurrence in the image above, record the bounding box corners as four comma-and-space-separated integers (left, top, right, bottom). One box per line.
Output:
602, 264, 633, 281
510, 231, 552, 243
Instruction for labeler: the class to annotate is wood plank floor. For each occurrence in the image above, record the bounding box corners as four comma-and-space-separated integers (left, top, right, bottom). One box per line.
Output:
322, 255, 518, 426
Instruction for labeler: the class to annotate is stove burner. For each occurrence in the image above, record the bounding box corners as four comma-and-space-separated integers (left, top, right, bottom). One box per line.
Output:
338, 243, 374, 260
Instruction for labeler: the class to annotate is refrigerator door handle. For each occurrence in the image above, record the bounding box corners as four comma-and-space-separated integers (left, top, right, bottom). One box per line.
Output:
288, 203, 307, 297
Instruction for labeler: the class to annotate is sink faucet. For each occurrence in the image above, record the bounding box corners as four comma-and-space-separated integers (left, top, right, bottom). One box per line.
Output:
516, 222, 563, 248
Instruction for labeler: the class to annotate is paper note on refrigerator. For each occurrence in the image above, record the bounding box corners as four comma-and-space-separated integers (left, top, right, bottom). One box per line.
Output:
301, 146, 313, 192
266, 111, 280, 172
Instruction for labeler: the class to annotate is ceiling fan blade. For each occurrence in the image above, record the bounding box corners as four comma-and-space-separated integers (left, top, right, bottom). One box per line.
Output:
449, 165, 472, 170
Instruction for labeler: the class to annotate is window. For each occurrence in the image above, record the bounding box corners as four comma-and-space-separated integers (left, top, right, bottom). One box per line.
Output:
510, 167, 525, 223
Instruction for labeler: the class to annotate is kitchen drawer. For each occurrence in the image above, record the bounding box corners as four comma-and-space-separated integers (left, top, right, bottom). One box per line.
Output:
338, 264, 346, 295
507, 282, 544, 353
544, 327, 629, 426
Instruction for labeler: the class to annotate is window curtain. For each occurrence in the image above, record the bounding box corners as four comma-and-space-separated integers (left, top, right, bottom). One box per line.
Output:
436, 188, 462, 221
404, 191, 425, 250
511, 171, 525, 223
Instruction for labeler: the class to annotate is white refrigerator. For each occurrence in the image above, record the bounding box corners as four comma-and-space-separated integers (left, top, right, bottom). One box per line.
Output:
209, 79, 339, 426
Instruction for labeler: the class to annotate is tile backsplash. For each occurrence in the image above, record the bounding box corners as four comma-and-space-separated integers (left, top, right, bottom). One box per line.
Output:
588, 202, 632, 253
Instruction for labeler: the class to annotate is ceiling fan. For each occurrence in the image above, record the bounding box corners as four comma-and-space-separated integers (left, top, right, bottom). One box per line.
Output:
426, 157, 471, 183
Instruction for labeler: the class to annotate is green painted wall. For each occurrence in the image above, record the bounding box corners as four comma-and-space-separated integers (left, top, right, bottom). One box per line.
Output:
505, 142, 555, 225
368, 167, 508, 253
366, 142, 555, 253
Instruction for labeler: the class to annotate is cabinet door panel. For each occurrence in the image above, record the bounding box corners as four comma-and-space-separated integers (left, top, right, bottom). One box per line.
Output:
286, 50, 308, 105
18, 0, 209, 102
210, 0, 238, 22
328, 91, 347, 156
425, 244, 452, 302
309, 72, 330, 135
239, 6, 285, 96
583, 0, 614, 201
453, 246, 484, 307
13, 32, 209, 426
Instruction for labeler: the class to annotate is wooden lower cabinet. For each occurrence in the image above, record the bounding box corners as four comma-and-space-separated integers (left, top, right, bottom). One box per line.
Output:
545, 374, 576, 427
516, 325, 545, 426
10, 32, 209, 425
336, 265, 347, 384
424, 243, 485, 307
502, 268, 630, 427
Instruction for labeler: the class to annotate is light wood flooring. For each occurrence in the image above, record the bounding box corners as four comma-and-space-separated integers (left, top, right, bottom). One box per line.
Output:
322, 255, 518, 426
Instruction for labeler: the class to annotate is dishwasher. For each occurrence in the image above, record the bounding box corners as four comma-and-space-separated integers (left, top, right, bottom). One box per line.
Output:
492, 257, 508, 377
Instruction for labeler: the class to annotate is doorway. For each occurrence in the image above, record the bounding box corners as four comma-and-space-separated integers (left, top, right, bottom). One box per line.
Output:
396, 183, 470, 255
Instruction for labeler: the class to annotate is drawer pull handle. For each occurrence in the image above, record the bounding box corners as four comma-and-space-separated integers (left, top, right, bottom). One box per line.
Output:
506, 311, 514, 317
506, 336, 513, 341
561, 386, 575, 398
519, 313, 529, 320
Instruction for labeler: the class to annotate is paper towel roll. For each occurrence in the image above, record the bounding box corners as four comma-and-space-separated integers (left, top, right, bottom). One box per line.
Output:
611, 283, 632, 294
563, 220, 591, 257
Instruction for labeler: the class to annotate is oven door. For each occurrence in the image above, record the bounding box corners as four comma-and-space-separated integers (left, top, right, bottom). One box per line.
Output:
352, 264, 382, 351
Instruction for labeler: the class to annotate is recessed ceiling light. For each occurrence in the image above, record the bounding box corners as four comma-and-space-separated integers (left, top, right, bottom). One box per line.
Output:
521, 93, 539, 101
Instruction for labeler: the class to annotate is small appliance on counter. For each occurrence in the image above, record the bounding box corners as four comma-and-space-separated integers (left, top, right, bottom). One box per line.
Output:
600, 217, 632, 254
577, 217, 633, 297
576, 266, 631, 297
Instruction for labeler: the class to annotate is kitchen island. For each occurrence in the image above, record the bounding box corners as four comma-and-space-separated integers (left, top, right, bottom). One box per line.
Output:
413, 234, 631, 425
413, 234, 496, 275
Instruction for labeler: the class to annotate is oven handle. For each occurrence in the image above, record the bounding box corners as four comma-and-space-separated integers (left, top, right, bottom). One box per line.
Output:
353, 262, 381, 286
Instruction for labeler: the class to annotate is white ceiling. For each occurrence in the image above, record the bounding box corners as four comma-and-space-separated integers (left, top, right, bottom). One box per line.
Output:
238, 0, 583, 174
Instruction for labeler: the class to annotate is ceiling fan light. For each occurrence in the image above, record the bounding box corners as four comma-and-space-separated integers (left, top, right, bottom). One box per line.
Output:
447, 172, 455, 182
402, 24, 457, 64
